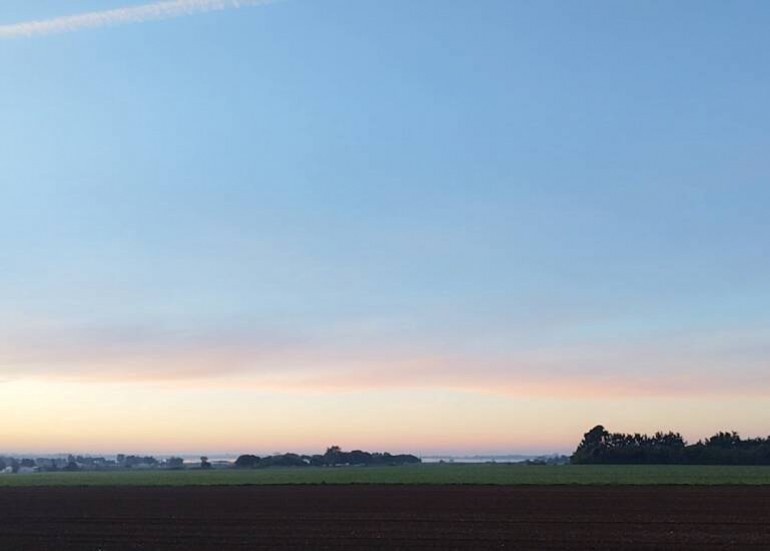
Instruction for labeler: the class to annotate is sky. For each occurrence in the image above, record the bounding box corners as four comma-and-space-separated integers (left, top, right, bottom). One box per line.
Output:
1, 0, 769, 456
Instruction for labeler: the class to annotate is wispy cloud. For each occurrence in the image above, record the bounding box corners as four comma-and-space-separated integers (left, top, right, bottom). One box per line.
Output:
0, 0, 279, 39
2, 321, 769, 398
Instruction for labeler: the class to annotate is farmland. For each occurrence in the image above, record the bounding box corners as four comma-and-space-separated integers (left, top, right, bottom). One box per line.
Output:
2, 484, 770, 550
2, 463, 770, 487
4, 465, 770, 549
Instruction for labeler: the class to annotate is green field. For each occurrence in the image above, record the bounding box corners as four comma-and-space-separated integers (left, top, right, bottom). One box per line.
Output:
2, 464, 770, 487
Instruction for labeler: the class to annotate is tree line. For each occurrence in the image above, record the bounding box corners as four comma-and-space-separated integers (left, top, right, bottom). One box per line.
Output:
1, 447, 421, 474
235, 446, 421, 468
572, 425, 770, 465
0, 454, 186, 473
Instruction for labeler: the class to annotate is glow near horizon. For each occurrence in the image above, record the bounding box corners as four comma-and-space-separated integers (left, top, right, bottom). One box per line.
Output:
3, 380, 770, 456
1, 0, 769, 454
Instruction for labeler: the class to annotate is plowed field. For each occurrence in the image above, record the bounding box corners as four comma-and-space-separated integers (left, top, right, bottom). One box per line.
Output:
2, 485, 769, 550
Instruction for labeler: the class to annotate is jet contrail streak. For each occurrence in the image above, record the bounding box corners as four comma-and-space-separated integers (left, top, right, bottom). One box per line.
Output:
0, 0, 279, 38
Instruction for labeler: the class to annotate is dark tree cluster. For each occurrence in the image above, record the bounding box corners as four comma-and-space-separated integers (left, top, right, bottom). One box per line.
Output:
234, 446, 421, 469
572, 425, 770, 465
116, 454, 159, 468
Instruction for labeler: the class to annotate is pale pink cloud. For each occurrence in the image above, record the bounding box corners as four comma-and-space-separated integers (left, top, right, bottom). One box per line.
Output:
0, 0, 280, 39
1, 321, 768, 398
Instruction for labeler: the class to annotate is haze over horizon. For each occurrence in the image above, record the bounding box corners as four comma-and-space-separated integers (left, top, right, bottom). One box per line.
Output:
2, 1, 769, 456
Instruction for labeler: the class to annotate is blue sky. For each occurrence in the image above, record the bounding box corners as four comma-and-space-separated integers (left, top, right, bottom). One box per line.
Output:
0, 1, 769, 454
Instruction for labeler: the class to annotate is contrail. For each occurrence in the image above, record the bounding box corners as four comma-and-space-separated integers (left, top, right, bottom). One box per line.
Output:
0, 0, 280, 39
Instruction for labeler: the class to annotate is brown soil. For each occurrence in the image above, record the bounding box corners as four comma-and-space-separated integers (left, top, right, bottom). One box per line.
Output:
1, 485, 769, 550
